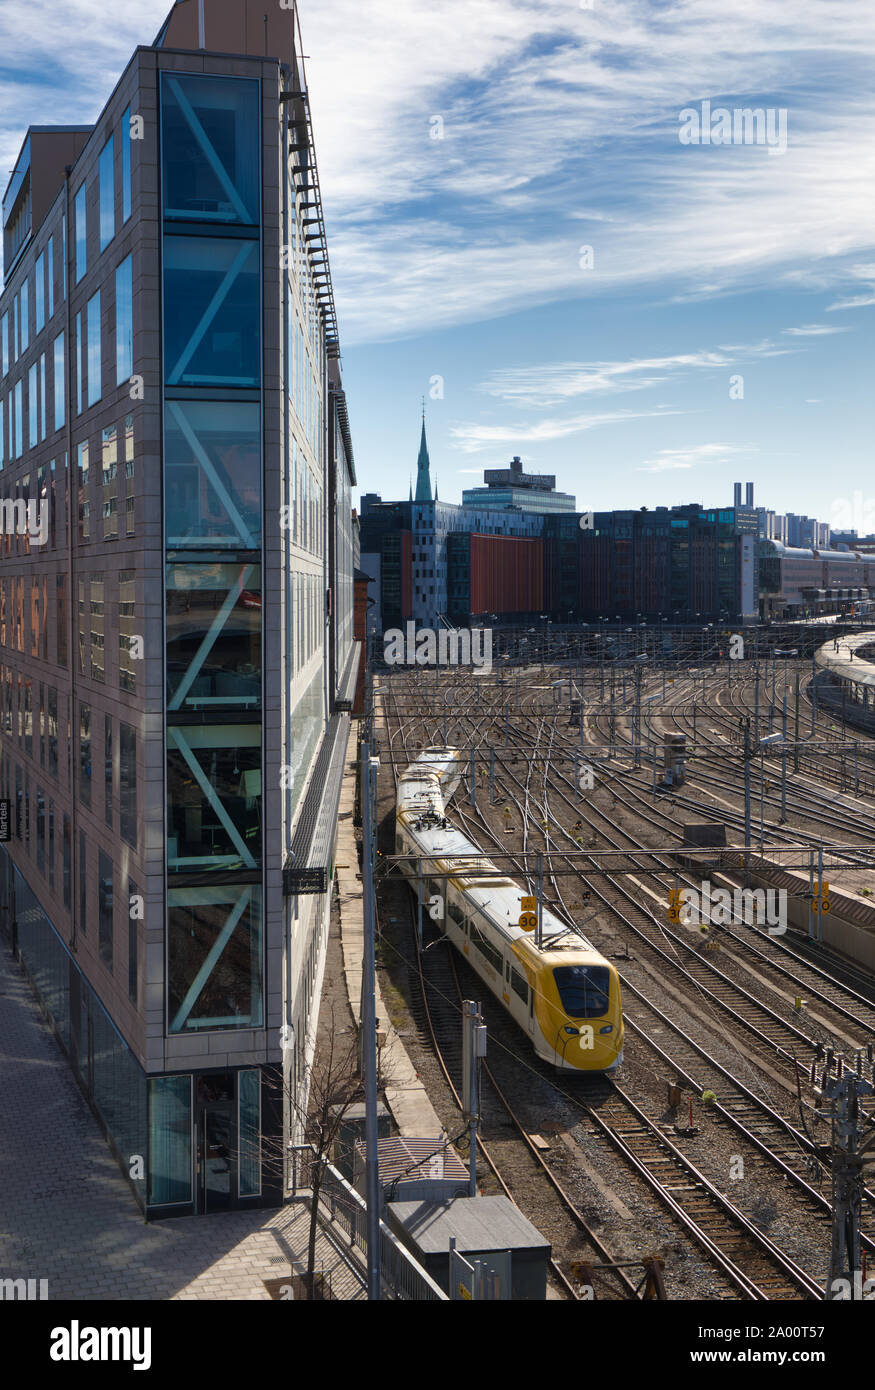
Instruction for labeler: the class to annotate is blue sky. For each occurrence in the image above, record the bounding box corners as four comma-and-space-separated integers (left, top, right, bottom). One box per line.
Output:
3, 0, 873, 527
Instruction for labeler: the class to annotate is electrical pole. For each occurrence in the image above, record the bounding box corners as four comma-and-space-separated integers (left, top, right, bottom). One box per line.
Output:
462, 1001, 486, 1197
360, 740, 381, 1300
816, 1056, 875, 1300
743, 718, 751, 879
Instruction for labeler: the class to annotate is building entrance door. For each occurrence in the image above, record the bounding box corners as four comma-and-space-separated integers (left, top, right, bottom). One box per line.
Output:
197, 1104, 233, 1212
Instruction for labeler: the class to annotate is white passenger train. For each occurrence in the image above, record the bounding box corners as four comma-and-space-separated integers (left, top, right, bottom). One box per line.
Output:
396, 748, 624, 1072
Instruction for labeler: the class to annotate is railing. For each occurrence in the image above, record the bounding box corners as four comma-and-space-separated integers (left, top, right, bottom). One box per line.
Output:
288, 1145, 448, 1301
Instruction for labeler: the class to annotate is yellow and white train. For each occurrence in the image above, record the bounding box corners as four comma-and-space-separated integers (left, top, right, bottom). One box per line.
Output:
395, 748, 624, 1073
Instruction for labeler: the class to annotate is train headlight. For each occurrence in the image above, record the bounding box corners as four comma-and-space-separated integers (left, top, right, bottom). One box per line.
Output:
564, 1025, 578, 1036
599, 1024, 613, 1035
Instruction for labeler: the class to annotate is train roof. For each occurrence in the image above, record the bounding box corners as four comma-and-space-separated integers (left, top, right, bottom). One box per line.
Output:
398, 753, 599, 958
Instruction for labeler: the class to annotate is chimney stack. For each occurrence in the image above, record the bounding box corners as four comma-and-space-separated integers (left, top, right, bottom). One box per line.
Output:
745, 482, 754, 507
733, 482, 742, 508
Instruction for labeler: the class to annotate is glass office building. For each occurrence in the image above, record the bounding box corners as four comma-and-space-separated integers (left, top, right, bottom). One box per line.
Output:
0, 1, 357, 1216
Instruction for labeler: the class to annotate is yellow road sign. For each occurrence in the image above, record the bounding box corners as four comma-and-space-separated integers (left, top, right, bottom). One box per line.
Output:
518, 912, 538, 931
520, 896, 537, 911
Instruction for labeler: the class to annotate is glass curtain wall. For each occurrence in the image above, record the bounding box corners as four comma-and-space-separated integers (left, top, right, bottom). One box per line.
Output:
161, 72, 263, 1037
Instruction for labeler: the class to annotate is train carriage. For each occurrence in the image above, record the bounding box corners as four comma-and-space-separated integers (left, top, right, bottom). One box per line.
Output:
396, 748, 624, 1072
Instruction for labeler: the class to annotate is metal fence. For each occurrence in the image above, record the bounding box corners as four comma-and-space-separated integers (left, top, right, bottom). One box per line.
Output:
288, 1145, 448, 1301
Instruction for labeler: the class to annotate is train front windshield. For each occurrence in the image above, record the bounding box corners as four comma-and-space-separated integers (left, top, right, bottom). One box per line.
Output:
553, 965, 611, 1018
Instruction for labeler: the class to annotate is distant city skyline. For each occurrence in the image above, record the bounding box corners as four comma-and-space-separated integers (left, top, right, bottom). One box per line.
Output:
2, 1, 872, 521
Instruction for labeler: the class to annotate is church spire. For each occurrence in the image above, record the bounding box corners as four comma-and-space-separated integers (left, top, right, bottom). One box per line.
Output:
414, 406, 432, 503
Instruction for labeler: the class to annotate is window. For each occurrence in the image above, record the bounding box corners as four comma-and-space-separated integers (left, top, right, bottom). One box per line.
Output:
47, 237, 54, 320
510, 969, 529, 1004
469, 918, 502, 972
79, 701, 91, 807
90, 574, 104, 683
20, 279, 28, 352
75, 312, 83, 414
36, 788, 45, 872
124, 413, 134, 535
99, 135, 115, 252
56, 576, 67, 668
63, 814, 71, 907
98, 849, 113, 968
48, 799, 55, 890
35, 252, 45, 332
53, 332, 65, 431
121, 107, 132, 223
77, 442, 89, 540
104, 715, 112, 825
165, 562, 260, 709
161, 75, 259, 225
87, 290, 101, 406
28, 363, 38, 448
119, 570, 136, 693
167, 724, 260, 872
14, 380, 23, 458
0, 400, 4, 469
164, 400, 260, 547
102, 423, 118, 539
74, 185, 87, 282
115, 254, 133, 384
168, 886, 263, 1032
164, 236, 259, 387
1, 313, 8, 376
48, 687, 58, 776
119, 721, 137, 849
128, 878, 138, 1003
39, 354, 46, 441
553, 965, 611, 1019
79, 830, 87, 934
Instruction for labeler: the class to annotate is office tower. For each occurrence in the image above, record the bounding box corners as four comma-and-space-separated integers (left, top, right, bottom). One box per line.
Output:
0, 1, 357, 1215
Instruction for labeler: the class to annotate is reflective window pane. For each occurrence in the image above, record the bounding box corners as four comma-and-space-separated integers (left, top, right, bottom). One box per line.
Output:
168, 886, 263, 1031
99, 135, 115, 252
148, 1075, 192, 1205
115, 254, 133, 384
167, 723, 261, 872
166, 562, 261, 711
163, 236, 259, 387
161, 74, 260, 225
164, 399, 260, 547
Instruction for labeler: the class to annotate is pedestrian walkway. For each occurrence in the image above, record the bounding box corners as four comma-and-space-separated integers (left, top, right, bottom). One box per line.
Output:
0, 943, 363, 1300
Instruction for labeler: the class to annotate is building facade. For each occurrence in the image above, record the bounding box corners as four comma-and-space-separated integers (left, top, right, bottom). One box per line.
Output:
0, 1, 357, 1217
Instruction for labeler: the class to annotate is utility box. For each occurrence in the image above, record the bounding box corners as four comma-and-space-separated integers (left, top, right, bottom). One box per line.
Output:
664, 732, 686, 786
331, 1101, 391, 1180
386, 1196, 550, 1300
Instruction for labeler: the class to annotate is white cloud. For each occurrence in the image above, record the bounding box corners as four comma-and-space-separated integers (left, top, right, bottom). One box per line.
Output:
476, 341, 794, 408
635, 442, 758, 472
782, 323, 849, 336
450, 407, 685, 452
3, 0, 875, 346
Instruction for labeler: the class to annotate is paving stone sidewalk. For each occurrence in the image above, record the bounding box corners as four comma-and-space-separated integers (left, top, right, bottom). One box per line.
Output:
0, 944, 363, 1301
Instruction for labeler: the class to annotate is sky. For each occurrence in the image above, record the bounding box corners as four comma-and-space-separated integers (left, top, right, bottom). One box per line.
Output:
2, 0, 873, 528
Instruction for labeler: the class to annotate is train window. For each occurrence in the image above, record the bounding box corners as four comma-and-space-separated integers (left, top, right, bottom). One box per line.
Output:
510, 970, 528, 1004
470, 922, 502, 972
447, 901, 465, 926
553, 965, 611, 1018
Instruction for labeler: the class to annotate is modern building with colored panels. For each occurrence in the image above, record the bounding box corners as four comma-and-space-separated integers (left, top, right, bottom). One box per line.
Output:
0, 0, 357, 1217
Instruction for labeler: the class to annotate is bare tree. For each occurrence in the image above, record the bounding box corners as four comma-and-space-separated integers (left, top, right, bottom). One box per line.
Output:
262, 1009, 366, 1300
